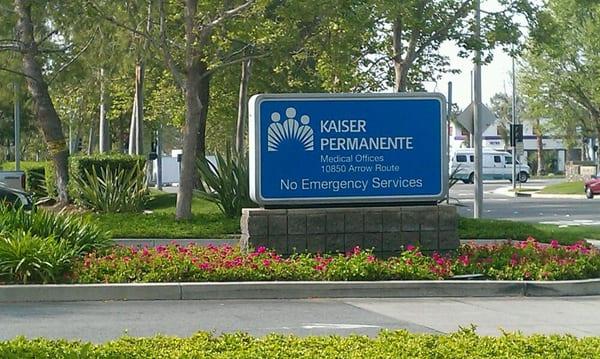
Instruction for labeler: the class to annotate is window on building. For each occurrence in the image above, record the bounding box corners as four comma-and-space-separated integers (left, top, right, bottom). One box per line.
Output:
494, 156, 502, 163
470, 155, 474, 162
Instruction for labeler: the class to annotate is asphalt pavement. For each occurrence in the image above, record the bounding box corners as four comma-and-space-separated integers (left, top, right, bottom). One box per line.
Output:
2, 297, 600, 342
449, 179, 600, 225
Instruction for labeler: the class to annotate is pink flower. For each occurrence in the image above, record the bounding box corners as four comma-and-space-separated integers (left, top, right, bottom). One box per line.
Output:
550, 240, 559, 249
458, 255, 470, 266
256, 246, 267, 254
353, 246, 361, 255
156, 245, 167, 253
406, 245, 415, 252
141, 248, 150, 256
262, 259, 271, 267
367, 255, 376, 263
198, 262, 211, 270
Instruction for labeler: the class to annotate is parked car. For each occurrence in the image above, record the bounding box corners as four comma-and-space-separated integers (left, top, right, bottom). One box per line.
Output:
585, 172, 600, 199
450, 148, 531, 184
0, 183, 33, 210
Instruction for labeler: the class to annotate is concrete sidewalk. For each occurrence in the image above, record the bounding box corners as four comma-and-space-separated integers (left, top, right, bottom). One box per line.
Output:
2, 296, 600, 341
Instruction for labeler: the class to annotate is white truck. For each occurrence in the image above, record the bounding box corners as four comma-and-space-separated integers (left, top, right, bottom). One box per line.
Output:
450, 148, 530, 183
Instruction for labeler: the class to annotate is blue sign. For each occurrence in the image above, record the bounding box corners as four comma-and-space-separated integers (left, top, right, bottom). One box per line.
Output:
249, 93, 447, 206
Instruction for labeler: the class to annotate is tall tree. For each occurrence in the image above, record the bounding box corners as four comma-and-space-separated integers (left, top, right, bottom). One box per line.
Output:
5, 0, 72, 203
373, 0, 535, 92
520, 0, 600, 162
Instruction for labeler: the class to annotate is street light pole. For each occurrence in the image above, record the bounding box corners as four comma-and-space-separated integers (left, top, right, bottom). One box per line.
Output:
512, 56, 517, 190
14, 81, 21, 171
473, 0, 483, 219
447, 81, 453, 204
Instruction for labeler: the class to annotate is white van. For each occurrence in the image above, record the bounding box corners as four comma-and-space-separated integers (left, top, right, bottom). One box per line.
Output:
450, 148, 530, 183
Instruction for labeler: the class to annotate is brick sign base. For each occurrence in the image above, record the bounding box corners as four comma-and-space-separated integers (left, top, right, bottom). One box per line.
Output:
240, 205, 459, 257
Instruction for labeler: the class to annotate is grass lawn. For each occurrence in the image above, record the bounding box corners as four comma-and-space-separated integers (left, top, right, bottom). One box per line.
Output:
538, 181, 585, 194
90, 191, 239, 238
90, 191, 600, 243
459, 217, 600, 243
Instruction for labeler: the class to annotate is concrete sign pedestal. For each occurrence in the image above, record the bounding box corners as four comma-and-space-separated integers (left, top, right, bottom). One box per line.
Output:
240, 205, 458, 256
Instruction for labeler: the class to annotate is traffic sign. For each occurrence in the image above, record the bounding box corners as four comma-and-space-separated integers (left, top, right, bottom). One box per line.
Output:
455, 102, 496, 133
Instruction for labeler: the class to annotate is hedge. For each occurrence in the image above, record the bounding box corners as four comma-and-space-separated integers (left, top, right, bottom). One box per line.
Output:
69, 154, 146, 202
2, 329, 600, 358
1, 155, 145, 201
69, 153, 146, 182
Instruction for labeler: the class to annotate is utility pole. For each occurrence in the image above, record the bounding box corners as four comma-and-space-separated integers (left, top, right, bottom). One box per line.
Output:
473, 0, 483, 219
470, 70, 474, 147
13, 81, 21, 171
99, 68, 109, 153
447, 81, 453, 204
512, 56, 517, 190
156, 126, 163, 190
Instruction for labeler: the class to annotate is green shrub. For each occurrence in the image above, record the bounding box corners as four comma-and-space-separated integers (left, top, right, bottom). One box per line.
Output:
0, 205, 111, 255
196, 149, 255, 218
69, 154, 147, 211
0, 206, 110, 284
70, 153, 146, 183
73, 164, 148, 213
44, 161, 57, 198
2, 329, 600, 358
0, 231, 76, 284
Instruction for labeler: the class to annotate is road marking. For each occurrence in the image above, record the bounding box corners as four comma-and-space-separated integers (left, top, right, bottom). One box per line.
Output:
301, 323, 381, 329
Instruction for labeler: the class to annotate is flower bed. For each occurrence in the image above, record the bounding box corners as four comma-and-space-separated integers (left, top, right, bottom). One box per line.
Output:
72, 238, 600, 283
2, 329, 600, 358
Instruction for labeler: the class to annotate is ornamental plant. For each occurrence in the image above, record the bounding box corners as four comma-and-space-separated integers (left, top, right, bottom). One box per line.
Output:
0, 205, 111, 284
72, 238, 600, 284
74, 244, 446, 283
453, 237, 600, 280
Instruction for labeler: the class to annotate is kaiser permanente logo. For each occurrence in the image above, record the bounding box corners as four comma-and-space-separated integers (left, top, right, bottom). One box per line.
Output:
267, 107, 314, 151
267, 106, 415, 152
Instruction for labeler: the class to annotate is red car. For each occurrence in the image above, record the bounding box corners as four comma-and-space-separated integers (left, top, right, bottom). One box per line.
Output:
585, 173, 600, 199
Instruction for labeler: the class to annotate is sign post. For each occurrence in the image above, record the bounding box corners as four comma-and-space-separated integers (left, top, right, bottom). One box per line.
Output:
249, 93, 448, 206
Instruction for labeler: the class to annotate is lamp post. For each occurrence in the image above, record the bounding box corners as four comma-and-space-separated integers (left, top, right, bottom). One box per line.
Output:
473, 0, 483, 219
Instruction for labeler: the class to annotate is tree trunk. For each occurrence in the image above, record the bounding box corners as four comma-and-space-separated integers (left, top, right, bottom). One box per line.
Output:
14, 0, 69, 204
128, 95, 137, 154
196, 61, 210, 159
536, 119, 544, 175
99, 68, 110, 153
176, 0, 202, 220
135, 62, 144, 154
235, 58, 252, 155
392, 18, 407, 92
87, 121, 95, 155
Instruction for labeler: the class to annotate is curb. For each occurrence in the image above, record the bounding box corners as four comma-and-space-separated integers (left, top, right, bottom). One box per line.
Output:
492, 186, 587, 199
2, 279, 600, 302
113, 238, 239, 247
530, 193, 587, 199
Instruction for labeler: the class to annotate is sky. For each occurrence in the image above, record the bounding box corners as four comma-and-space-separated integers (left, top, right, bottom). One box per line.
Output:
423, 44, 515, 109
423, 0, 529, 109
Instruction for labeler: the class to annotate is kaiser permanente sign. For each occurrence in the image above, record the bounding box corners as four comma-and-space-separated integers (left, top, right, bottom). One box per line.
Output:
249, 93, 448, 206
